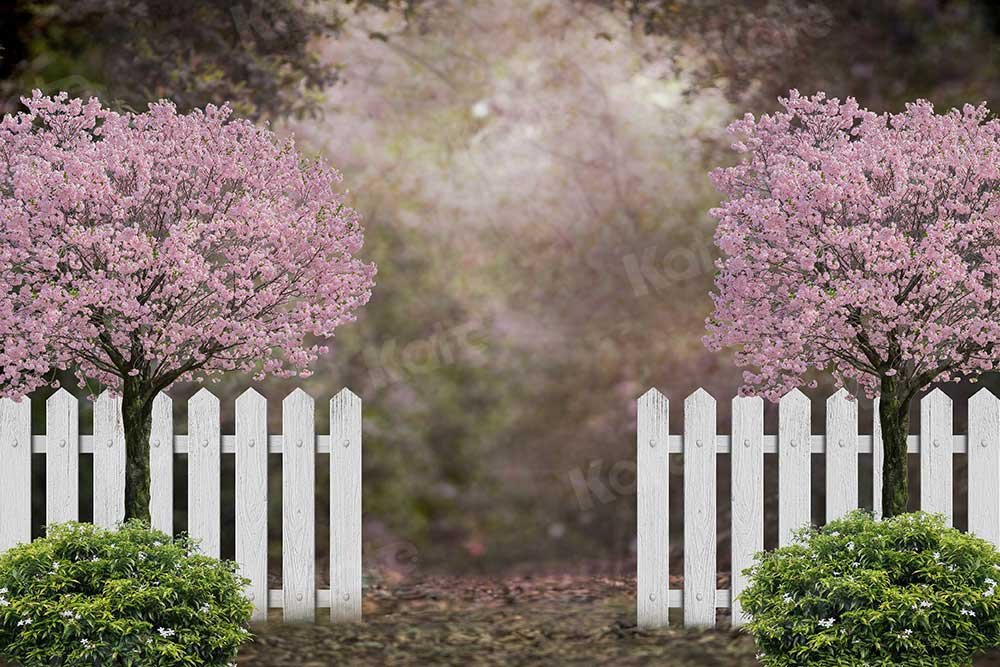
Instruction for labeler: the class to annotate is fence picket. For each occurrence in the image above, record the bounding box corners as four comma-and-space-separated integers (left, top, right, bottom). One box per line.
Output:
0, 398, 31, 550
637, 388, 669, 629
188, 389, 221, 557
149, 393, 173, 534
920, 389, 953, 525
730, 395, 763, 627
873, 397, 883, 520
825, 389, 858, 521
283, 389, 316, 622
93, 392, 125, 528
330, 388, 362, 621
236, 388, 269, 622
778, 389, 811, 546
46, 389, 79, 525
968, 388, 1000, 544
684, 389, 716, 627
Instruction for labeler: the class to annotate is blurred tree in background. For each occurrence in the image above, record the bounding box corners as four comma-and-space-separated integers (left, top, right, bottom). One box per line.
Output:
0, 0, 420, 119
3, 0, 1000, 574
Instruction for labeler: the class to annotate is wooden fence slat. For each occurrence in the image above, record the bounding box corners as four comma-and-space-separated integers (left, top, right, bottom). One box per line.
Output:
93, 392, 125, 529
637, 388, 669, 629
188, 389, 221, 557
779, 389, 811, 546
149, 393, 173, 534
730, 395, 762, 627
969, 389, 1000, 545
825, 389, 858, 521
330, 388, 362, 621
283, 389, 315, 622
920, 389, 953, 525
684, 389, 716, 627
873, 397, 883, 520
236, 388, 269, 622
46, 389, 79, 525
0, 398, 31, 551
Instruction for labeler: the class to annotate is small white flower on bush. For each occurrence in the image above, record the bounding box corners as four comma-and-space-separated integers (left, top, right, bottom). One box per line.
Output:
0, 522, 253, 667
740, 511, 1000, 666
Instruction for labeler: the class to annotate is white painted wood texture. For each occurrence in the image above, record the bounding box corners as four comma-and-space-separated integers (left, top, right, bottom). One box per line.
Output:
778, 389, 811, 546
46, 389, 79, 525
730, 395, 762, 627
683, 389, 716, 627
93, 392, 125, 528
330, 388, 363, 621
920, 389, 953, 525
188, 389, 221, 557
282, 389, 316, 622
872, 396, 883, 520
0, 387, 365, 624
636, 389, 669, 628
825, 389, 858, 522
236, 388, 269, 622
969, 389, 1000, 545
149, 393, 174, 534
0, 398, 31, 550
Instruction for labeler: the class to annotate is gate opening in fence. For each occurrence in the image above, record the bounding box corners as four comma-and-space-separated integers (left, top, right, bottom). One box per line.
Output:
0, 387, 363, 623
637, 387, 1000, 629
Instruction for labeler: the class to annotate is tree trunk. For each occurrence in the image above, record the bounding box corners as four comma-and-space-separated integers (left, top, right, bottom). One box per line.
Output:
879, 376, 910, 518
122, 377, 154, 524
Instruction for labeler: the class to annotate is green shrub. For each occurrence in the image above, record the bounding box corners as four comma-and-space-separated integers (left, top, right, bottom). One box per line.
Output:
0, 521, 253, 667
740, 511, 1000, 667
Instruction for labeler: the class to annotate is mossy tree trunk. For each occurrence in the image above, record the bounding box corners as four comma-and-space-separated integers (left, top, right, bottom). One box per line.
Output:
879, 374, 910, 518
122, 376, 155, 524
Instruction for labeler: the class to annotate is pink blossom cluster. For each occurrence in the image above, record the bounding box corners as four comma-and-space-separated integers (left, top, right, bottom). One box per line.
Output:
705, 90, 1000, 401
0, 92, 375, 397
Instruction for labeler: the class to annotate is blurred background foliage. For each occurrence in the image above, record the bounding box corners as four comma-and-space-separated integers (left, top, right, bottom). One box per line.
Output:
3, 0, 1000, 576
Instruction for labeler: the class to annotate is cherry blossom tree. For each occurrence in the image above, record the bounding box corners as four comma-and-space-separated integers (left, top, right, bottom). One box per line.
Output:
0, 92, 375, 522
706, 91, 1000, 517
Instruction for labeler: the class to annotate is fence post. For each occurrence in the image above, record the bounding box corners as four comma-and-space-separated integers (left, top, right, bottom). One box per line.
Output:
189, 388, 221, 557
921, 389, 953, 525
283, 388, 316, 622
825, 389, 858, 522
872, 397, 883, 520
969, 389, 1000, 545
0, 397, 31, 551
46, 389, 79, 525
778, 389, 810, 546
93, 392, 126, 529
637, 388, 669, 628
731, 395, 762, 627
236, 388, 269, 622
330, 388, 363, 621
149, 393, 174, 534
684, 389, 716, 626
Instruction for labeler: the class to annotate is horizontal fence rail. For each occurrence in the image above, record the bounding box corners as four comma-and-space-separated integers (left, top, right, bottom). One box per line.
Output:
0, 387, 363, 623
636, 387, 1000, 629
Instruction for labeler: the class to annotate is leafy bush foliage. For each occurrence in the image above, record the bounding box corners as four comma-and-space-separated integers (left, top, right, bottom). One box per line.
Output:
741, 511, 1000, 666
0, 522, 253, 667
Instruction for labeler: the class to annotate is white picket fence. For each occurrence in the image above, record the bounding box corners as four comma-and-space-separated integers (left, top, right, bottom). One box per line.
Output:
637, 386, 1000, 629
0, 387, 362, 623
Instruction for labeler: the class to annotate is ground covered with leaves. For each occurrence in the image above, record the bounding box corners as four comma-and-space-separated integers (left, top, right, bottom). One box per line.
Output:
238, 573, 1000, 667
241, 574, 751, 666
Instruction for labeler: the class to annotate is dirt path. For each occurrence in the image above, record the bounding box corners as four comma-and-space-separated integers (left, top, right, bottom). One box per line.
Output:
239, 574, 1000, 666
240, 575, 754, 666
